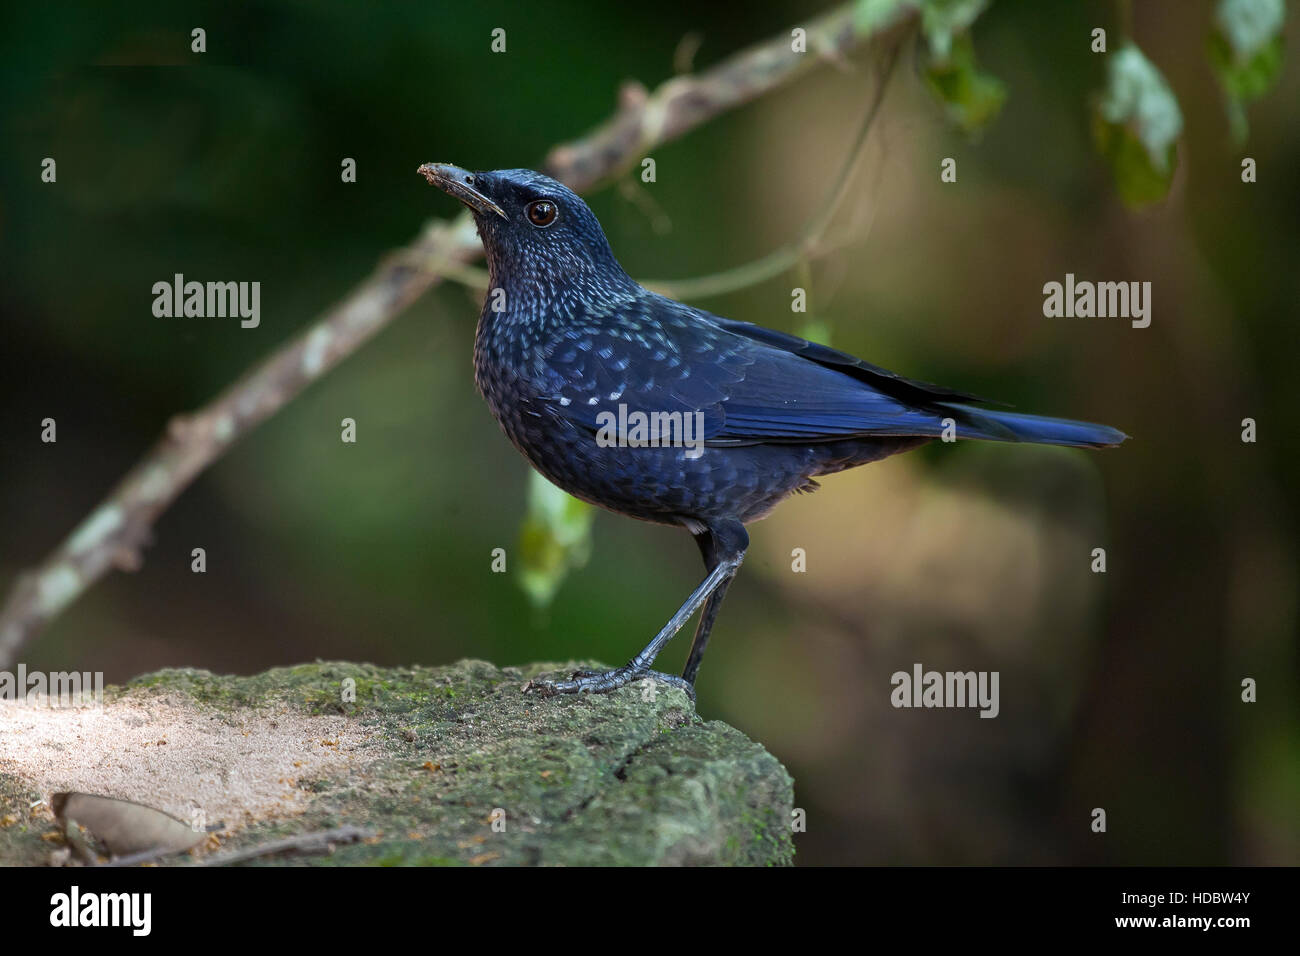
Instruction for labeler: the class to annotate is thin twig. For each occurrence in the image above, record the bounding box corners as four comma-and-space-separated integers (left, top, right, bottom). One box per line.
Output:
197, 825, 375, 866
96, 825, 373, 867
643, 42, 900, 299
0, 3, 917, 667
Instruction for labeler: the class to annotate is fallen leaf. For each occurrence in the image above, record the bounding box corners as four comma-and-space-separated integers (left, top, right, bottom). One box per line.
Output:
51, 792, 205, 857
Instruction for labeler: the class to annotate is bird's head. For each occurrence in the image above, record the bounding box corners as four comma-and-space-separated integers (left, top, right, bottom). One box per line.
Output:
418, 164, 631, 291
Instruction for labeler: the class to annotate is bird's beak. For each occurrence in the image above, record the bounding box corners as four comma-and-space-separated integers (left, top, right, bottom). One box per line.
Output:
417, 163, 508, 219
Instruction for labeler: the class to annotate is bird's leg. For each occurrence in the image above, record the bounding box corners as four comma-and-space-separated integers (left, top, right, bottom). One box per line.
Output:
681, 525, 746, 686
523, 521, 748, 700
522, 560, 736, 699
681, 578, 733, 686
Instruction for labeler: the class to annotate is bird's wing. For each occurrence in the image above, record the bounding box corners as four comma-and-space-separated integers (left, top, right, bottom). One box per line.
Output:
530, 294, 998, 446
704, 316, 1005, 407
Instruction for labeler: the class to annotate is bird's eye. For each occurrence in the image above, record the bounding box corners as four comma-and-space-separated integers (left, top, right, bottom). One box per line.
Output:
525, 200, 558, 227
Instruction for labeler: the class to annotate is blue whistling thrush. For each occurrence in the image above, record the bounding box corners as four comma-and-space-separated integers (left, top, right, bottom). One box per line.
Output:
418, 164, 1127, 700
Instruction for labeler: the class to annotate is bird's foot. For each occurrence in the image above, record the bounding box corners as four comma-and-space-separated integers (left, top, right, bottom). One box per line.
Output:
523, 666, 695, 703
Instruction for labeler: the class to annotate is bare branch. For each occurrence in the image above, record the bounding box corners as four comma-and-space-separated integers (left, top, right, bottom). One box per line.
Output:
542, 5, 901, 189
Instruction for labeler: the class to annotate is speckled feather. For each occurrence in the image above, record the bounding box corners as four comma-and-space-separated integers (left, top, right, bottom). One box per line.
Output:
458, 168, 1123, 532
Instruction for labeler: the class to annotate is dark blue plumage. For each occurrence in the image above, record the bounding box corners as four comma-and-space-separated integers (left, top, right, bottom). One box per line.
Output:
419, 164, 1127, 699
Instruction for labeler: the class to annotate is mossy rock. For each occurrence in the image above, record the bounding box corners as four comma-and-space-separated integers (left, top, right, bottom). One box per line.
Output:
0, 659, 794, 866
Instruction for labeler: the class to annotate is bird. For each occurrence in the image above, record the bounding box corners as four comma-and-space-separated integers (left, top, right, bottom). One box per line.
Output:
418, 163, 1127, 701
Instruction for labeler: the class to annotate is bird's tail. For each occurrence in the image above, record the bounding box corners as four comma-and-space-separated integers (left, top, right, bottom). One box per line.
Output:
939, 403, 1128, 449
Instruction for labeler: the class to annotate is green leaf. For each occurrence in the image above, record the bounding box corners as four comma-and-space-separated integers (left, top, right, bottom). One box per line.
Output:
516, 470, 595, 608
854, 1, 1003, 135
922, 30, 1007, 135
1092, 43, 1183, 207
1210, 0, 1286, 143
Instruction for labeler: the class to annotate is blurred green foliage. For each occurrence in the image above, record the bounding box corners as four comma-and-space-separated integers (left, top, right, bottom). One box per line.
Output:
517, 474, 595, 610
923, 31, 1007, 135
1211, 0, 1287, 142
1092, 42, 1183, 207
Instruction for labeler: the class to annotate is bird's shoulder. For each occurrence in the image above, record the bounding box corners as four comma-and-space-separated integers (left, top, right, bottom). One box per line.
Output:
522, 292, 745, 431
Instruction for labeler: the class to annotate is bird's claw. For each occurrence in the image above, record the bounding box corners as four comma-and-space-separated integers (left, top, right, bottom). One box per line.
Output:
522, 667, 696, 704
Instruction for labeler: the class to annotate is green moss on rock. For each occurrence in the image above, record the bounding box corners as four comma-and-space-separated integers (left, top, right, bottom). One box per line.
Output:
3, 659, 794, 866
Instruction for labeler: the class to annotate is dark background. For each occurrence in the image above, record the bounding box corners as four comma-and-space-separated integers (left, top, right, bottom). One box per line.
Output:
2, 0, 1296, 865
